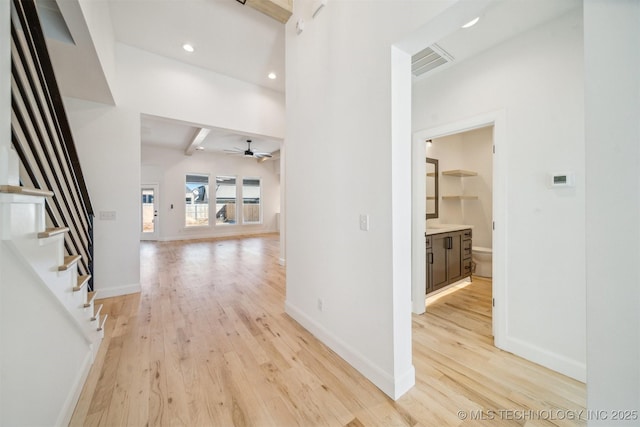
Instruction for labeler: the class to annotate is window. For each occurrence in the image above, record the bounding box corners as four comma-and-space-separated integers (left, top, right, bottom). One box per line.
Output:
242, 177, 261, 224
185, 173, 209, 227
215, 176, 237, 225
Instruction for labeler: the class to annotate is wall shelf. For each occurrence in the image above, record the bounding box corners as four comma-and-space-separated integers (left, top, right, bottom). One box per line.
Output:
442, 195, 479, 200
442, 169, 478, 177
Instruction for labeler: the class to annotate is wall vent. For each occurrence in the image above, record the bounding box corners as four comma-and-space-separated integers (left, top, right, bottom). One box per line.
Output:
411, 44, 454, 77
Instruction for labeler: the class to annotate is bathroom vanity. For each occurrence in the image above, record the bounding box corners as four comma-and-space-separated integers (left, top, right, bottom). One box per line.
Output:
426, 225, 472, 294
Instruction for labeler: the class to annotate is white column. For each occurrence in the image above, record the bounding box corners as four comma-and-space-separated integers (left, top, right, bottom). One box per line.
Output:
585, 0, 640, 421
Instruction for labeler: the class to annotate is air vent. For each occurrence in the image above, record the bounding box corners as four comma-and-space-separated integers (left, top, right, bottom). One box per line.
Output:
411, 43, 454, 77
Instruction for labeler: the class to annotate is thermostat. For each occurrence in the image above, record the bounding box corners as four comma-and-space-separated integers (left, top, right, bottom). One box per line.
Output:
548, 172, 575, 188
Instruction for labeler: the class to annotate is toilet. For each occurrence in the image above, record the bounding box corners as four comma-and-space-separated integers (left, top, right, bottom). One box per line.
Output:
472, 246, 493, 278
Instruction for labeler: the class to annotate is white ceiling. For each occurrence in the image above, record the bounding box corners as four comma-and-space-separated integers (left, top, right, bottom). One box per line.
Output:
110, 0, 285, 155
109, 0, 285, 94
141, 114, 282, 156
42, 0, 579, 156
412, 0, 581, 81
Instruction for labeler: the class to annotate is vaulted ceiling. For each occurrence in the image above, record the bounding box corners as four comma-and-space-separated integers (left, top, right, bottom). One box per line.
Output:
40, 0, 579, 157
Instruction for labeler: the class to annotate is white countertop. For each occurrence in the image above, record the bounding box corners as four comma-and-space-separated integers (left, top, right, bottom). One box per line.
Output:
425, 224, 473, 236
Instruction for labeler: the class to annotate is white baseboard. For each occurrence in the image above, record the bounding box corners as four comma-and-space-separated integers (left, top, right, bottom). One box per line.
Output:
57, 348, 93, 427
160, 228, 278, 242
285, 300, 414, 400
95, 283, 141, 299
501, 335, 586, 382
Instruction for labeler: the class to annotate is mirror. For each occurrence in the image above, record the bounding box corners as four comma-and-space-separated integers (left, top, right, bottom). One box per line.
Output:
426, 157, 438, 219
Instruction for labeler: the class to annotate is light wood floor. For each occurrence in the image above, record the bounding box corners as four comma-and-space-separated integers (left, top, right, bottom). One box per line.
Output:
70, 234, 585, 426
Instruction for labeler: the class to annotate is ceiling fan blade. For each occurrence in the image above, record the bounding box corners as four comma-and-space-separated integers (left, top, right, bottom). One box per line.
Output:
254, 152, 273, 158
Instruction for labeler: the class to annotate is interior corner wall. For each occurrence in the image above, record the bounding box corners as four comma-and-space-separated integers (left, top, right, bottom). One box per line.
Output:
584, 0, 640, 421
427, 134, 466, 225
115, 43, 285, 140
61, 39, 286, 298
284, 0, 449, 398
63, 97, 141, 299
413, 9, 586, 381
141, 145, 280, 241
77, 0, 117, 95
428, 127, 494, 248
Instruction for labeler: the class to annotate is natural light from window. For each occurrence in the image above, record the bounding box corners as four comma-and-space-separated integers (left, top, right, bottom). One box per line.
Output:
242, 177, 261, 224
216, 176, 237, 225
185, 173, 209, 227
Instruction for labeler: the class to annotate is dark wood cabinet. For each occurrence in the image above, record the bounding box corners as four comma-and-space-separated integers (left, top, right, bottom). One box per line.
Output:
426, 228, 472, 294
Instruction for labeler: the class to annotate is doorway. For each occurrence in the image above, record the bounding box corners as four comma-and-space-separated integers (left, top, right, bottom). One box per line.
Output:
410, 111, 506, 347
141, 184, 159, 241
424, 125, 494, 326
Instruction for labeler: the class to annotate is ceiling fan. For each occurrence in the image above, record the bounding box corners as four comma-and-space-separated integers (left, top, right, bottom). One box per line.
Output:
224, 139, 273, 161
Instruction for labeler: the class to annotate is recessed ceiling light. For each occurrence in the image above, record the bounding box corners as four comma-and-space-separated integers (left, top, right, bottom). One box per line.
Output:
182, 43, 194, 53
268, 72, 277, 80
462, 17, 480, 29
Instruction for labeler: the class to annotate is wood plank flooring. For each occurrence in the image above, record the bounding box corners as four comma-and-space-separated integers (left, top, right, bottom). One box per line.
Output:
70, 234, 585, 426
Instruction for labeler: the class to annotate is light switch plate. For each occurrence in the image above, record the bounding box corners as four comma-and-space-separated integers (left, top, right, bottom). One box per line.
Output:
359, 214, 369, 231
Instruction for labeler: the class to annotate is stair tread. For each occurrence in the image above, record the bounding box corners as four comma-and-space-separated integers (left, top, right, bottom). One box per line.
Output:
0, 185, 54, 197
98, 314, 108, 332
59, 255, 82, 271
84, 291, 96, 308
73, 274, 91, 291
38, 227, 69, 238
91, 304, 103, 321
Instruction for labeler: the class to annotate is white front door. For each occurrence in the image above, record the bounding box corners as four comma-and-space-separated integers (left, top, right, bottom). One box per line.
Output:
141, 184, 159, 240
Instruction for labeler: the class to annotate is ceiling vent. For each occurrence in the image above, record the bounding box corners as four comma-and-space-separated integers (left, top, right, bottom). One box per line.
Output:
411, 43, 454, 77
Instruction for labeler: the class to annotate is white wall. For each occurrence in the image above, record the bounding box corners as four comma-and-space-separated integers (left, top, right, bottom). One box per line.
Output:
63, 41, 286, 298
0, 5, 7, 415
77, 0, 117, 96
584, 0, 640, 422
142, 145, 280, 241
64, 99, 142, 299
0, 0, 11, 185
413, 9, 586, 380
1, 244, 92, 426
427, 126, 494, 248
116, 44, 285, 140
284, 0, 452, 398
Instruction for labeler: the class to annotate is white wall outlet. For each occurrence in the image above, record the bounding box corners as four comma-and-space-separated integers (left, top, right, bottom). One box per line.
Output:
317, 298, 324, 311
359, 214, 369, 231
99, 211, 116, 221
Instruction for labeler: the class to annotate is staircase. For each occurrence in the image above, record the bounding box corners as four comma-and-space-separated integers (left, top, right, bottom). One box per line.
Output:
0, 0, 104, 424
0, 184, 105, 425
1, 185, 106, 343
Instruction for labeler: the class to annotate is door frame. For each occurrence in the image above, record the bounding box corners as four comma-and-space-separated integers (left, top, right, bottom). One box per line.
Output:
411, 110, 506, 347
141, 183, 160, 241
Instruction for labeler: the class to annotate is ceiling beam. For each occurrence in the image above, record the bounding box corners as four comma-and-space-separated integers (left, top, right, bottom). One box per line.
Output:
185, 128, 211, 156
246, 0, 292, 24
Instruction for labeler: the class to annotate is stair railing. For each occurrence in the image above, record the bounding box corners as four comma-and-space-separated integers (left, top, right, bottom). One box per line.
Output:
10, 0, 94, 289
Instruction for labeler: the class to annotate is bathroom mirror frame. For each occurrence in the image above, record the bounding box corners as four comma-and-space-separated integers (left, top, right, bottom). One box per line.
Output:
426, 157, 439, 219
